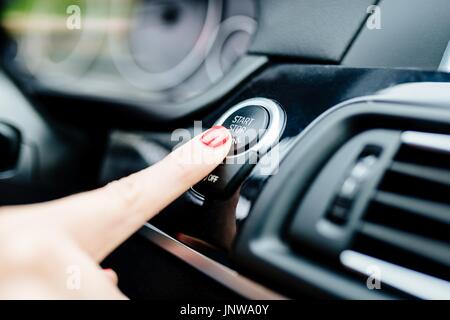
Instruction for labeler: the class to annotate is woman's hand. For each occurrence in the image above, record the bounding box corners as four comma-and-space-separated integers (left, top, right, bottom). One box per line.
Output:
0, 127, 231, 299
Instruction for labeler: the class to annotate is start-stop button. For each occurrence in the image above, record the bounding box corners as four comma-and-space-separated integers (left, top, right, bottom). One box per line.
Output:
222, 105, 269, 154
192, 98, 285, 199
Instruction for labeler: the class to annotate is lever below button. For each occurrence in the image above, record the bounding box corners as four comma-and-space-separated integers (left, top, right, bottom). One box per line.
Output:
192, 160, 255, 198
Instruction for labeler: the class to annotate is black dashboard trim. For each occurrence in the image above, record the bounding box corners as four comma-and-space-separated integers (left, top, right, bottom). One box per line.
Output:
234, 90, 450, 299
139, 223, 287, 300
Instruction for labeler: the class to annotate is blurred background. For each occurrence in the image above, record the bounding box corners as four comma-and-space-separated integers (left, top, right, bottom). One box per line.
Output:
1, 0, 256, 104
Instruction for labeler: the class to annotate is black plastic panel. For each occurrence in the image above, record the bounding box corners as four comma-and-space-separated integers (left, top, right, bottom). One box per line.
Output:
250, 0, 377, 62
343, 0, 450, 70
100, 64, 450, 298
103, 234, 242, 300
234, 99, 450, 299
0, 71, 105, 204
289, 130, 401, 256
103, 64, 450, 245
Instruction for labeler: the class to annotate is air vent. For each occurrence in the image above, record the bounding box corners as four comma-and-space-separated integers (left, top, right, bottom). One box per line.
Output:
288, 129, 450, 298
351, 131, 450, 284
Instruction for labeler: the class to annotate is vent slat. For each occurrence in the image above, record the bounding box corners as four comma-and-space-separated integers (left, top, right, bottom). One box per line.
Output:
373, 191, 450, 227
379, 170, 450, 206
358, 133, 450, 282
357, 222, 450, 268
390, 161, 450, 186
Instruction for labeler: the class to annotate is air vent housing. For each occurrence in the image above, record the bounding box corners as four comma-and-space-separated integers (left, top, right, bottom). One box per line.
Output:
288, 130, 450, 297
353, 131, 450, 281
235, 87, 450, 299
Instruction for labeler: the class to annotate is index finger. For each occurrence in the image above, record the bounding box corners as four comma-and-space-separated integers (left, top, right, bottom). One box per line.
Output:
2, 126, 231, 261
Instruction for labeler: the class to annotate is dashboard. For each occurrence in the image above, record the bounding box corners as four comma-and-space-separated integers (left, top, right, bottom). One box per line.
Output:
1, 0, 450, 300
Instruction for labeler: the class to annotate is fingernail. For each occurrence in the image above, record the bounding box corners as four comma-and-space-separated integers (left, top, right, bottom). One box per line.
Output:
201, 126, 230, 148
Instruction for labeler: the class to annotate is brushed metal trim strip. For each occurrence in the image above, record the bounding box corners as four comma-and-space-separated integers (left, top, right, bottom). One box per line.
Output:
140, 223, 287, 300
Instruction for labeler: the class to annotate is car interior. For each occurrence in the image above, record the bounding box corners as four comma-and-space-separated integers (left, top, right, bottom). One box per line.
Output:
0, 0, 449, 300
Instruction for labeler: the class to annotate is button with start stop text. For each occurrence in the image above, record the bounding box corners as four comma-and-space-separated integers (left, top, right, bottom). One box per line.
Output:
191, 98, 285, 199
221, 105, 269, 154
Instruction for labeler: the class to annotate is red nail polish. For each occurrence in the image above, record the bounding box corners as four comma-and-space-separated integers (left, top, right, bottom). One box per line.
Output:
209, 136, 230, 148
201, 126, 229, 148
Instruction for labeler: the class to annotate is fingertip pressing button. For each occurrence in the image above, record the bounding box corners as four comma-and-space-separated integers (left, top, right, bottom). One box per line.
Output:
192, 98, 285, 199
222, 105, 270, 154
